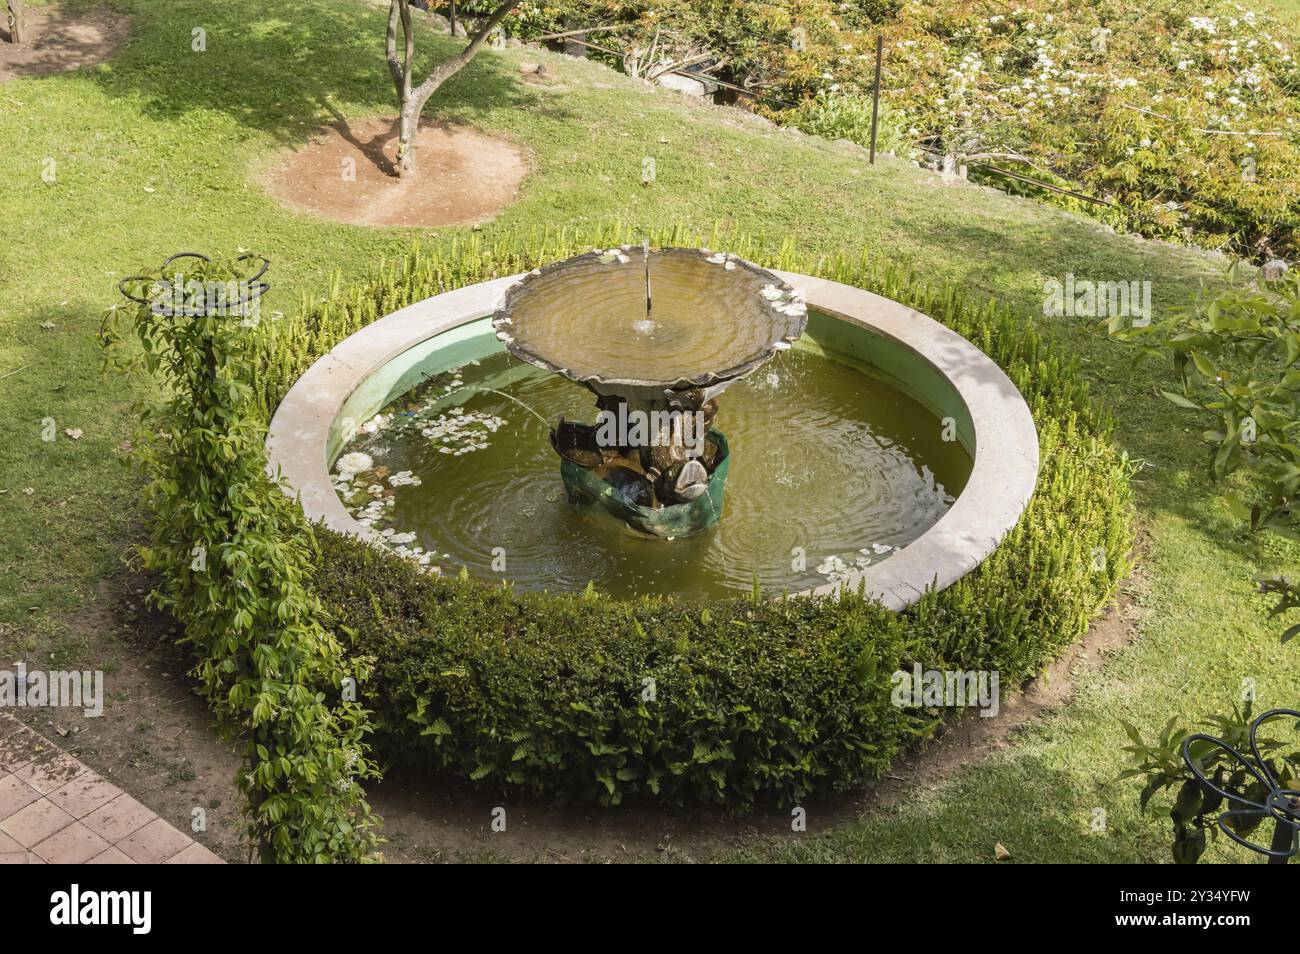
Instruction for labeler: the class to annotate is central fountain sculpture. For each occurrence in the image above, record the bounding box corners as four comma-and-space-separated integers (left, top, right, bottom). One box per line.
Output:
493, 244, 807, 537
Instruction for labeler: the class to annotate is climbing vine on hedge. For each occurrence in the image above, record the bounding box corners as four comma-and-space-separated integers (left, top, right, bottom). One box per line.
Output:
102, 254, 381, 863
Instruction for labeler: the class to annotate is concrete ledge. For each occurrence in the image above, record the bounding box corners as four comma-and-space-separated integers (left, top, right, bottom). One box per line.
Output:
266, 269, 1039, 610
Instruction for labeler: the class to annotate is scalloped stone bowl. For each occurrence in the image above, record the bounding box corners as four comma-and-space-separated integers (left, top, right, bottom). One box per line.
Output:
495, 247, 805, 401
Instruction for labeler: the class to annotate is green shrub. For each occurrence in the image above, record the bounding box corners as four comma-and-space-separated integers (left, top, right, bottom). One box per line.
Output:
788, 92, 910, 157
103, 255, 381, 862
1120, 703, 1299, 863
253, 226, 1135, 807
318, 540, 922, 805
1115, 265, 1300, 644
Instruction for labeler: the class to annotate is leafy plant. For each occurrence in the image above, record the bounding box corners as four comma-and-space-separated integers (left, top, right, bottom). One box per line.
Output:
1118, 264, 1300, 642
102, 254, 382, 863
788, 91, 910, 157
1121, 703, 1299, 863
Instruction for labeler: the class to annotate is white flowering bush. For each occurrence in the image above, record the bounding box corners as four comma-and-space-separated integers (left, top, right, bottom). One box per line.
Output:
871, 0, 1298, 258
514, 0, 1298, 258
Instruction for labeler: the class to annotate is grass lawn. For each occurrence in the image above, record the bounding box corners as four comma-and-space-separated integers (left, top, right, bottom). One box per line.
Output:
1, 0, 1297, 862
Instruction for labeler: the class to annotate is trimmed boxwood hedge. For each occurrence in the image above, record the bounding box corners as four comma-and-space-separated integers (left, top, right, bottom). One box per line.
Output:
260, 225, 1136, 807
318, 539, 922, 805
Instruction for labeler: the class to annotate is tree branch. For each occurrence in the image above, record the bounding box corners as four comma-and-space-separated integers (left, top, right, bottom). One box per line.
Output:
410, 0, 520, 109
400, 0, 414, 102
385, 1, 403, 95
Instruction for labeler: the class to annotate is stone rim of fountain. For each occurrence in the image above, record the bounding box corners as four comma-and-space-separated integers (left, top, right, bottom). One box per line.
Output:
265, 265, 1041, 612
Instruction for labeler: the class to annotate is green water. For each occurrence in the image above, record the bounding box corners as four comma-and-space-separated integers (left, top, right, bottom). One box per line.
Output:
333, 345, 972, 600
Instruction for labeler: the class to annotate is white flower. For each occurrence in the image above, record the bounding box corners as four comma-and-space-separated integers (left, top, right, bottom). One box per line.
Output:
335, 452, 373, 477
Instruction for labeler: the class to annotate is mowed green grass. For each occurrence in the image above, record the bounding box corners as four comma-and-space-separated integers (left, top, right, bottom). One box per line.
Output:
1, 0, 1296, 862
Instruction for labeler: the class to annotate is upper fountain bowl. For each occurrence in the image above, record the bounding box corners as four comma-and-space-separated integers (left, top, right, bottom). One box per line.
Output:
492, 247, 807, 401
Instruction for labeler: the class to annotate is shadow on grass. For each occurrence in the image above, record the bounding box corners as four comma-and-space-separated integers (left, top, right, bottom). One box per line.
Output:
88, 0, 558, 148
368, 745, 1185, 863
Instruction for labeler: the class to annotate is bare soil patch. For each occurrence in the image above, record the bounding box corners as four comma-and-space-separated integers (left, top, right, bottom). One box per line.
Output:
260, 115, 528, 228
0, 575, 247, 862
518, 60, 559, 87
0, 5, 127, 83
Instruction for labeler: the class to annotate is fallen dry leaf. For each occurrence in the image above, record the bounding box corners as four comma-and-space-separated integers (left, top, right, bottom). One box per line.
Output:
64, 428, 83, 440
994, 842, 1011, 861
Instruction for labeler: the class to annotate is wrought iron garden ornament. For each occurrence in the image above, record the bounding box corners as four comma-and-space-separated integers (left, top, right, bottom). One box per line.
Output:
116, 251, 270, 319
1182, 707, 1300, 863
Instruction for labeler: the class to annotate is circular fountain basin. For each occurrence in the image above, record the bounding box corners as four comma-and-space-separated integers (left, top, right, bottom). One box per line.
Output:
266, 268, 1039, 609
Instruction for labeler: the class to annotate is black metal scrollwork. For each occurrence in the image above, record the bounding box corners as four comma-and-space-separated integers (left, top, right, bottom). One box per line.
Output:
1182, 707, 1300, 864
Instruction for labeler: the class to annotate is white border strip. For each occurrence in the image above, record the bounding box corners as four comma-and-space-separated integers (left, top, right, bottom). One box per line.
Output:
266, 271, 1039, 610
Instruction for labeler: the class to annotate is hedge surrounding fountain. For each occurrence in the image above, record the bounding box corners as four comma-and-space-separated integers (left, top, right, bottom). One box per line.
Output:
246, 225, 1135, 806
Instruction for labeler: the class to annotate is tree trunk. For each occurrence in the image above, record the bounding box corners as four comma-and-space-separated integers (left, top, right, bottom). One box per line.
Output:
398, 103, 419, 176
394, 0, 416, 176
391, 0, 522, 178
7, 0, 28, 46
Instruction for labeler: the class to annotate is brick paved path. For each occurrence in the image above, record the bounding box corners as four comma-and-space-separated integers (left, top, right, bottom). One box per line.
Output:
0, 713, 224, 864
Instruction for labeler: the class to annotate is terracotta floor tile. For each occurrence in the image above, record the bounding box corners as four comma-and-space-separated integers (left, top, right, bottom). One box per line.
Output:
14, 751, 86, 795
0, 717, 222, 865
117, 817, 193, 864
165, 842, 224, 864
85, 845, 136, 864
47, 772, 121, 819
33, 821, 111, 864
0, 799, 75, 847
0, 773, 41, 818
0, 728, 44, 774
80, 794, 155, 844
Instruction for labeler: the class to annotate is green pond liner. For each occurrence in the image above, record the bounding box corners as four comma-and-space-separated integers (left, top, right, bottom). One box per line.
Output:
560, 431, 731, 538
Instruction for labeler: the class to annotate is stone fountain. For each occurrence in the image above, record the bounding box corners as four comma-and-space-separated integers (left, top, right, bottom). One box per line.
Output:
492, 245, 807, 537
